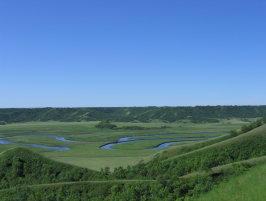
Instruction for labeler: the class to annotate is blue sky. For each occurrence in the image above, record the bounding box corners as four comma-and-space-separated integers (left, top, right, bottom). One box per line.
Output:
1, 0, 265, 107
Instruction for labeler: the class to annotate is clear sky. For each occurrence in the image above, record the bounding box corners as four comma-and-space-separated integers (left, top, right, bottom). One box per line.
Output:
1, 0, 265, 107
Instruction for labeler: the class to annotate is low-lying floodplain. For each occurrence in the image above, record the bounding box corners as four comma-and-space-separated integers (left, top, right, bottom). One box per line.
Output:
0, 120, 249, 170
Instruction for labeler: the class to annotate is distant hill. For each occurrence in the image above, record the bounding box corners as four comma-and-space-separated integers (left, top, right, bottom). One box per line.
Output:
0, 105, 266, 123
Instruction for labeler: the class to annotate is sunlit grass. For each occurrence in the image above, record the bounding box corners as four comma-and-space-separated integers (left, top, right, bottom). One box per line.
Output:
196, 162, 266, 201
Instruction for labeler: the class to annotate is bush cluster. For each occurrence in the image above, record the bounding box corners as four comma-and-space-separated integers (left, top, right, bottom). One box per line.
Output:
95, 120, 117, 129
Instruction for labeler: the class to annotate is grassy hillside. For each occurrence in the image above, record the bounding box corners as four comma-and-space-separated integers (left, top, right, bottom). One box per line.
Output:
0, 148, 101, 190
115, 123, 266, 180
0, 156, 264, 201
196, 162, 266, 201
0, 148, 112, 189
0, 105, 265, 123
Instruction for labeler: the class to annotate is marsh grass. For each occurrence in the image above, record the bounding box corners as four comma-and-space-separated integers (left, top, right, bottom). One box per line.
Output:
0, 121, 246, 170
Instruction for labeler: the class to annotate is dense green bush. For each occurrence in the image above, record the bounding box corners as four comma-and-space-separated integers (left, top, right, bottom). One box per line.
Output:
95, 120, 117, 129
230, 117, 266, 137
0, 163, 254, 201
0, 121, 6, 125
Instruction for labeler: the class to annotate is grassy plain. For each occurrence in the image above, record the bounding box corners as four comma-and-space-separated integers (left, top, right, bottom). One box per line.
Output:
0, 120, 249, 170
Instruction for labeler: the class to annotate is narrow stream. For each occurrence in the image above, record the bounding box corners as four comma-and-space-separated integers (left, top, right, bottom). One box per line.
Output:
0, 132, 228, 151
100, 132, 227, 150
0, 135, 76, 151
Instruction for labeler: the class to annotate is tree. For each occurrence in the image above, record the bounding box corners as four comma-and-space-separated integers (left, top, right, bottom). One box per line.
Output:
0, 121, 6, 125
95, 120, 117, 129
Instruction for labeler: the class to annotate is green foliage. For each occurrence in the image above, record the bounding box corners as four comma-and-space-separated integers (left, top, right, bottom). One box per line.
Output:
229, 130, 238, 137
1, 106, 266, 123
95, 120, 117, 129
0, 121, 6, 125
240, 117, 266, 133
230, 117, 266, 137
156, 135, 233, 160
0, 148, 103, 190
0, 163, 260, 201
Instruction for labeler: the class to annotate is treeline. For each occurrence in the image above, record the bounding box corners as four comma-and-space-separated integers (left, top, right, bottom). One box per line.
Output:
0, 105, 266, 123
95, 120, 170, 130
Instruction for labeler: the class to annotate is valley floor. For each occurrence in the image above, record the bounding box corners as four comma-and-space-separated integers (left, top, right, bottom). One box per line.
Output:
0, 119, 249, 170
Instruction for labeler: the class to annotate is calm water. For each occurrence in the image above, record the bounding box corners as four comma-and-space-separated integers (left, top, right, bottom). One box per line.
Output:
100, 132, 227, 150
0, 132, 227, 151
0, 135, 75, 151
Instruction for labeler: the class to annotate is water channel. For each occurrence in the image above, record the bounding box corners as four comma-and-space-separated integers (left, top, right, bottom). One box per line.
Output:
100, 132, 227, 150
0, 132, 227, 151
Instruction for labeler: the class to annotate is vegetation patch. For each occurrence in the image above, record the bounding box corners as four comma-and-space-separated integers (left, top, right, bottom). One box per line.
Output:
0, 121, 6, 125
95, 120, 117, 129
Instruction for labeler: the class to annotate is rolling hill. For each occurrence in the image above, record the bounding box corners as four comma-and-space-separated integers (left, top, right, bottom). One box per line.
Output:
0, 105, 266, 123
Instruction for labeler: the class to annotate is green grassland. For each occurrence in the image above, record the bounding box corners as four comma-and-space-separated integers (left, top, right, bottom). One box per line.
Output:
0, 120, 248, 170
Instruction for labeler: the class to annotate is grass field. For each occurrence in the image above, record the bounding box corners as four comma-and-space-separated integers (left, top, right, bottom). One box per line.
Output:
0, 120, 249, 170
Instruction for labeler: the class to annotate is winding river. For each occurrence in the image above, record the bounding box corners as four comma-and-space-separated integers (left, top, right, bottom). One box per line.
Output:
100, 132, 227, 150
0, 132, 227, 151
0, 135, 76, 151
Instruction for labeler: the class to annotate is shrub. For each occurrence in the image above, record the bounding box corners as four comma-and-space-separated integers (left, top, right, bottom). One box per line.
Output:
0, 121, 6, 125
95, 120, 117, 129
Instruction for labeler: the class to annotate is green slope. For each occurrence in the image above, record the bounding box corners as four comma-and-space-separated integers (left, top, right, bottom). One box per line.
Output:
119, 123, 266, 180
151, 117, 266, 162
165, 123, 266, 162
0, 148, 102, 190
196, 162, 266, 201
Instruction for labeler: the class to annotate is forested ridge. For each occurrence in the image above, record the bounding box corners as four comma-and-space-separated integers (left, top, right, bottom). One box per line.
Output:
0, 105, 266, 123
0, 118, 265, 200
